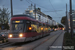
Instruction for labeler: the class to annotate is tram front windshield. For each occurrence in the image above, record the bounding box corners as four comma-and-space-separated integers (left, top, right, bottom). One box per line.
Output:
12, 24, 24, 32
11, 20, 24, 32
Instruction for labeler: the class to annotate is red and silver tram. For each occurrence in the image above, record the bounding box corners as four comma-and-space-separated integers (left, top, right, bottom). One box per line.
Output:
8, 15, 51, 42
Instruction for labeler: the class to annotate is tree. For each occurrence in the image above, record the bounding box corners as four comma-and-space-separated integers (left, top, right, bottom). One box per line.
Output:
58, 24, 63, 28
61, 16, 66, 25
54, 25, 58, 28
0, 7, 10, 30
0, 7, 10, 24
50, 26, 54, 28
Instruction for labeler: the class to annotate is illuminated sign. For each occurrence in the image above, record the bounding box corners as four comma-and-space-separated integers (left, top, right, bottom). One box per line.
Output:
12, 20, 23, 23
15, 21, 20, 23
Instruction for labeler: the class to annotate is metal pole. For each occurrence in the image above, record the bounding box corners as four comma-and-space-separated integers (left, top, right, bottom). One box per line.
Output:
40, 13, 41, 21
52, 20, 54, 26
66, 4, 69, 33
10, 0, 13, 17
40, 9, 41, 21
70, 0, 73, 37
34, 4, 36, 19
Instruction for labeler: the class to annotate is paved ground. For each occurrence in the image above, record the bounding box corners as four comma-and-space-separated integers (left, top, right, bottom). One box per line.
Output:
0, 30, 65, 50
49, 31, 65, 50
34, 30, 64, 50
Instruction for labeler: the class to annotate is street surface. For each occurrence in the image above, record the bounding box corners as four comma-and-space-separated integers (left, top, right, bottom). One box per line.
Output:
49, 31, 65, 50
0, 30, 65, 50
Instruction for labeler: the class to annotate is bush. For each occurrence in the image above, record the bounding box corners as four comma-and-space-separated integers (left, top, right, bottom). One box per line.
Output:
0, 23, 9, 30
2, 40, 4, 43
63, 32, 72, 46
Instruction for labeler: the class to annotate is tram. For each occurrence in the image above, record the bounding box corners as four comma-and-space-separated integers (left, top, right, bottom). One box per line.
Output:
8, 15, 51, 42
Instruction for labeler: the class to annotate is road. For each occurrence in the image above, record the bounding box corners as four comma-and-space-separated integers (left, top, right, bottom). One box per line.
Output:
0, 30, 65, 50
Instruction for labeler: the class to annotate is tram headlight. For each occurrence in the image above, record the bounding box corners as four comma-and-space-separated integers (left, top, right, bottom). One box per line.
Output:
19, 33, 23, 37
9, 34, 12, 38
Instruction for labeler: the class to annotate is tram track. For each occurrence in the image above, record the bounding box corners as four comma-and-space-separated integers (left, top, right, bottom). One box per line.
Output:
0, 42, 10, 46
48, 30, 64, 50
30, 30, 63, 50
0, 42, 15, 48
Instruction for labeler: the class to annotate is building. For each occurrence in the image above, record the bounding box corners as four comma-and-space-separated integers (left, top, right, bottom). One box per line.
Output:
68, 10, 75, 33
24, 4, 57, 26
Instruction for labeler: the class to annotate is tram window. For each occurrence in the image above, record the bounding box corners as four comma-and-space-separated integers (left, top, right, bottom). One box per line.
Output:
26, 21, 30, 23
31, 21, 37, 32
26, 21, 31, 32
39, 23, 42, 26
12, 24, 23, 32
43, 24, 46, 32
31, 21, 36, 25
39, 23, 43, 33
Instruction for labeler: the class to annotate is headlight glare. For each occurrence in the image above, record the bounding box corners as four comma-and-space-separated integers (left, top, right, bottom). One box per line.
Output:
9, 34, 12, 38
19, 34, 23, 37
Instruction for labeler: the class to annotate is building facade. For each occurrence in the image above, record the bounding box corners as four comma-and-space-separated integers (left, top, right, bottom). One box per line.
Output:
25, 4, 57, 26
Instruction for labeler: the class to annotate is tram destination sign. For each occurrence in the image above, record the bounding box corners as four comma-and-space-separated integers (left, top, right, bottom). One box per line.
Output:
12, 20, 23, 23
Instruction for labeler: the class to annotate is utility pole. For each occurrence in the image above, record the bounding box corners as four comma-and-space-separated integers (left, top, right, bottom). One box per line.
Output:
52, 20, 54, 26
34, 4, 36, 19
40, 13, 41, 21
39, 8, 41, 21
66, 4, 69, 33
70, 0, 73, 38
10, 0, 13, 17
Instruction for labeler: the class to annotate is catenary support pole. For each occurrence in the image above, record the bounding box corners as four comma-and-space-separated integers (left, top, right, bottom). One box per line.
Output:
10, 0, 13, 17
66, 4, 69, 33
70, 0, 73, 38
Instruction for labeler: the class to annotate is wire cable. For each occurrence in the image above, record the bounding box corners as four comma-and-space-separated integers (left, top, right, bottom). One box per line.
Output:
28, 0, 50, 11
26, 0, 31, 4
49, 0, 63, 16
27, 0, 62, 23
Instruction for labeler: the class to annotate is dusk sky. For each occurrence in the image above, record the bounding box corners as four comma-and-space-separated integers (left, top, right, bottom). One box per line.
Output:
0, 0, 75, 24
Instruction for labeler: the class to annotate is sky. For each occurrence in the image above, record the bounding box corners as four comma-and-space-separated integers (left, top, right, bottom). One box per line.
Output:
0, 0, 75, 24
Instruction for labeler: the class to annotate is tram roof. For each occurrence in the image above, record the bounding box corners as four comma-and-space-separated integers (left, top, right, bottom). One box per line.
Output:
12, 14, 35, 19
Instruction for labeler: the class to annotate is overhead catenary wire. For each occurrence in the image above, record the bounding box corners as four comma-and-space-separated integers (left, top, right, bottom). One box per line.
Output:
49, 0, 57, 12
21, 0, 49, 11
28, 0, 50, 11
26, 0, 30, 4
28, 0, 63, 15
49, 0, 62, 16
43, 10, 62, 12
26, 0, 62, 23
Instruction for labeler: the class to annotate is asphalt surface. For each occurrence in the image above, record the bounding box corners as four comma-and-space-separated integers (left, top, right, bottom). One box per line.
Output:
0, 30, 65, 50
49, 31, 65, 50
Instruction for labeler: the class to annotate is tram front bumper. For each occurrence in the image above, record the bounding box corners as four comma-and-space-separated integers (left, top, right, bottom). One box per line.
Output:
8, 37, 26, 42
